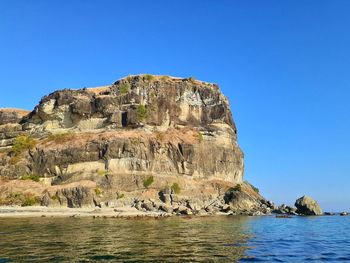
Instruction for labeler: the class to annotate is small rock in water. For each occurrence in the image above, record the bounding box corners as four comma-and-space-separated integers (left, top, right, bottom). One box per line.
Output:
340, 212, 348, 216
324, 212, 335, 216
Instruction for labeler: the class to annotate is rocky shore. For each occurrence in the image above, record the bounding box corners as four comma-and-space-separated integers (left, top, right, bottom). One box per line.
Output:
0, 75, 335, 218
0, 75, 272, 216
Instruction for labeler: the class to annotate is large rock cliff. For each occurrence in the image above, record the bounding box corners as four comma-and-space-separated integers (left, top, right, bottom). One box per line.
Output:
0, 75, 270, 215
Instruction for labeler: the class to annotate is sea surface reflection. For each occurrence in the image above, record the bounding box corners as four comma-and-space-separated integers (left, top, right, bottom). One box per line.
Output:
0, 215, 349, 262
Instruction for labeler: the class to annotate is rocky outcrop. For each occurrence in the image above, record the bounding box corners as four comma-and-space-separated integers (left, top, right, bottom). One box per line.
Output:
0, 109, 29, 150
0, 108, 29, 125
295, 196, 323, 215
0, 75, 267, 215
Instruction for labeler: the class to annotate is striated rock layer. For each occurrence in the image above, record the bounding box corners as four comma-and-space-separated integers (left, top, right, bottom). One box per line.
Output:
0, 75, 270, 215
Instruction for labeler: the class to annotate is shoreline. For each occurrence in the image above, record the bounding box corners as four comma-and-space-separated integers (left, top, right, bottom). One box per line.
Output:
0, 206, 169, 218
0, 206, 345, 219
0, 206, 236, 219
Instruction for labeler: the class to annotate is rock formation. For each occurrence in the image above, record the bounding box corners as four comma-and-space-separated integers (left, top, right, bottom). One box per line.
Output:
0, 75, 270, 215
295, 195, 323, 215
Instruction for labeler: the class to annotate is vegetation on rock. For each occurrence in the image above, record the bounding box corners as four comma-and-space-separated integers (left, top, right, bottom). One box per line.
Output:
97, 169, 107, 176
136, 104, 148, 122
94, 187, 102, 196
233, 184, 242, 192
11, 135, 36, 156
119, 83, 130, 95
144, 74, 154, 81
171, 183, 181, 194
251, 185, 259, 194
117, 193, 125, 199
21, 174, 40, 182
197, 132, 203, 142
0, 192, 38, 206
143, 176, 154, 189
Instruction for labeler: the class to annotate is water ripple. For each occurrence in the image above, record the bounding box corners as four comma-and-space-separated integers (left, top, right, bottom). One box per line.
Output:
0, 216, 350, 262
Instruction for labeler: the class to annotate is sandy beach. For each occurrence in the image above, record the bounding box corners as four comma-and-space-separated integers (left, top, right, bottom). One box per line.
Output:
0, 206, 170, 218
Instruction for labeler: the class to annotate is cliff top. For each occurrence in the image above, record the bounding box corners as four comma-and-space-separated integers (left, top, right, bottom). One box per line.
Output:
0, 108, 30, 115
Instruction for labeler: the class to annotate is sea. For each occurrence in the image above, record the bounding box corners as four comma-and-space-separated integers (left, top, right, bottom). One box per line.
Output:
0, 215, 349, 262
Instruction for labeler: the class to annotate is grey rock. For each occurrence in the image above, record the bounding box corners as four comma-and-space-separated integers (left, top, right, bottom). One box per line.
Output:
324, 212, 335, 216
295, 196, 323, 215
158, 204, 173, 213
142, 200, 155, 211
159, 188, 172, 204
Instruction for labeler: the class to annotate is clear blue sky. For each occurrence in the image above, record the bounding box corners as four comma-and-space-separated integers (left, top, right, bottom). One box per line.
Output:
1, 1, 349, 211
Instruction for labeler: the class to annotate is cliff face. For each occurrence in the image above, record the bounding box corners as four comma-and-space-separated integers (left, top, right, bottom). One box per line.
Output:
0, 75, 269, 215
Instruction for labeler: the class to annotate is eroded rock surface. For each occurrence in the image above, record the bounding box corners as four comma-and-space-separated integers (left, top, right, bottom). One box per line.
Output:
0, 75, 267, 215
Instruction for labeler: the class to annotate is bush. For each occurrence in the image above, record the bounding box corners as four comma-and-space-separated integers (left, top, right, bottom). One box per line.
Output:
171, 183, 181, 194
136, 104, 148, 122
0, 192, 39, 206
188, 76, 196, 82
5, 192, 23, 205
47, 132, 74, 144
117, 193, 125, 199
233, 184, 242, 192
144, 74, 154, 81
119, 83, 130, 95
252, 185, 259, 194
21, 174, 40, 182
12, 135, 36, 156
197, 132, 203, 142
143, 176, 154, 189
22, 194, 39, 206
150, 92, 156, 99
160, 75, 169, 81
94, 187, 102, 195
51, 193, 59, 201
97, 169, 107, 176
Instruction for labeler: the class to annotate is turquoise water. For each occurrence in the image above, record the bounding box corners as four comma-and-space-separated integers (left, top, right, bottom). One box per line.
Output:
0, 215, 349, 262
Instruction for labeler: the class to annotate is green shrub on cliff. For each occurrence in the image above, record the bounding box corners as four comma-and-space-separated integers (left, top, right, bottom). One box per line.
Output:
136, 104, 148, 122
94, 187, 103, 195
21, 174, 40, 182
97, 169, 107, 176
252, 185, 259, 194
233, 184, 242, 192
143, 176, 154, 189
22, 194, 39, 206
160, 75, 170, 81
171, 183, 181, 194
119, 83, 130, 95
117, 193, 125, 199
0, 192, 39, 206
197, 132, 203, 142
12, 135, 36, 156
144, 74, 154, 81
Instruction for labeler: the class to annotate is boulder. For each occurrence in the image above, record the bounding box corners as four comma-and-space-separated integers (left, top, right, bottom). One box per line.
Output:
295, 196, 323, 215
